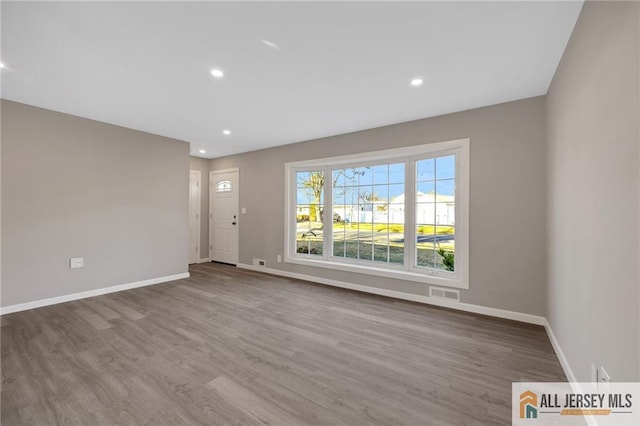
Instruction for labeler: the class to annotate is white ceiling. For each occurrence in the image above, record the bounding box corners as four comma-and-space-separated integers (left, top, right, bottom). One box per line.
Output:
1, 1, 583, 159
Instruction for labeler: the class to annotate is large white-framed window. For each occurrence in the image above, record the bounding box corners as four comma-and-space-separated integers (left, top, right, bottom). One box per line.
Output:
285, 138, 470, 289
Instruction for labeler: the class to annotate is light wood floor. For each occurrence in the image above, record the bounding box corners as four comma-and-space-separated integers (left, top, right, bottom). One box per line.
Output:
2, 262, 565, 425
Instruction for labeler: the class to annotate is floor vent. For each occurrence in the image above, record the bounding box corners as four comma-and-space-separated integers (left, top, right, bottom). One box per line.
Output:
429, 286, 460, 302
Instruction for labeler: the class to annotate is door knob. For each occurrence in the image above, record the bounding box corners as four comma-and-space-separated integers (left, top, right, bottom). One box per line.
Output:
232, 221, 237, 225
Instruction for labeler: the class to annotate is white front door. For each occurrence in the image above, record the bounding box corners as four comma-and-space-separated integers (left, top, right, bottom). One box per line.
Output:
210, 169, 239, 265
189, 170, 201, 264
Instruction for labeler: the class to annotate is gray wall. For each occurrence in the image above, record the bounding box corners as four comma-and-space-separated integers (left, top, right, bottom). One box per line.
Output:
546, 1, 639, 381
1, 100, 190, 307
210, 96, 548, 316
189, 156, 210, 260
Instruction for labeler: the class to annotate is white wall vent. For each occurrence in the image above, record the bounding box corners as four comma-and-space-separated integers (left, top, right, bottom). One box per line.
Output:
252, 258, 266, 267
429, 286, 460, 302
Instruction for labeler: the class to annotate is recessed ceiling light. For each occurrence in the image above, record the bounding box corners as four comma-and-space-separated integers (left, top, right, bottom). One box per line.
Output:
261, 40, 281, 50
210, 68, 224, 78
199, 149, 206, 154
0, 62, 5, 69
222, 129, 231, 135
411, 78, 423, 87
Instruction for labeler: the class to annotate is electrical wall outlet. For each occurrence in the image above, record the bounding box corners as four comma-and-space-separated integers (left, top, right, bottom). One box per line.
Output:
70, 257, 84, 269
277, 254, 282, 263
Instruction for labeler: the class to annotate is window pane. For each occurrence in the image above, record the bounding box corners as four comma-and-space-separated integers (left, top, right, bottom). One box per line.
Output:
389, 184, 404, 203
330, 163, 404, 266
332, 176, 348, 259
298, 210, 323, 255
295, 171, 324, 257
416, 159, 435, 181
373, 232, 390, 263
435, 202, 455, 225
373, 206, 389, 227
334, 206, 351, 225
372, 164, 388, 185
216, 180, 232, 192
296, 172, 310, 185
416, 181, 435, 195
355, 167, 372, 185
435, 179, 455, 197
344, 186, 358, 206
296, 172, 323, 219
388, 203, 404, 226
388, 223, 404, 264
342, 168, 360, 184
332, 188, 345, 206
332, 169, 346, 187
416, 153, 456, 271
372, 201, 388, 263
416, 231, 436, 268
297, 188, 312, 205
435, 155, 455, 180
373, 184, 389, 202
358, 185, 374, 203
296, 240, 310, 255
416, 202, 436, 225
435, 226, 455, 271
344, 221, 359, 259
388, 163, 405, 184
358, 239, 373, 261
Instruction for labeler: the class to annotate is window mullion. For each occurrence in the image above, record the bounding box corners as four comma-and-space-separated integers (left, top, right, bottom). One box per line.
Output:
404, 157, 416, 272
288, 166, 296, 259
324, 166, 331, 260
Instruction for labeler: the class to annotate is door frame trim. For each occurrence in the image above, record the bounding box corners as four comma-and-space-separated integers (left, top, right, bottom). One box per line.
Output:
189, 169, 202, 264
209, 167, 240, 264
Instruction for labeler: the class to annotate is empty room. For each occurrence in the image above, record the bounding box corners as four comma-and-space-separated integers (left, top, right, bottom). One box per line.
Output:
1, 1, 639, 425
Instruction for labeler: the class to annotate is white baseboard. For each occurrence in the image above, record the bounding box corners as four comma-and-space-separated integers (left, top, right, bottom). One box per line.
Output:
544, 321, 598, 425
197, 257, 211, 264
237, 263, 546, 326
544, 319, 578, 382
0, 272, 190, 315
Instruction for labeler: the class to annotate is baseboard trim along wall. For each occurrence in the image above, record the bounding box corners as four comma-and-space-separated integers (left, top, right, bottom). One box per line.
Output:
237, 263, 546, 325
197, 258, 211, 264
541, 323, 595, 425
544, 319, 578, 383
0, 272, 190, 315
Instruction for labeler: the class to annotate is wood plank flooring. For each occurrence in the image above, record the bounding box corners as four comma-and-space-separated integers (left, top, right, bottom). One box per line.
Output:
1, 262, 565, 425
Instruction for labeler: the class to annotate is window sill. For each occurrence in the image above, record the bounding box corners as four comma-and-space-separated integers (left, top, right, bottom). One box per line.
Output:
284, 256, 468, 289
